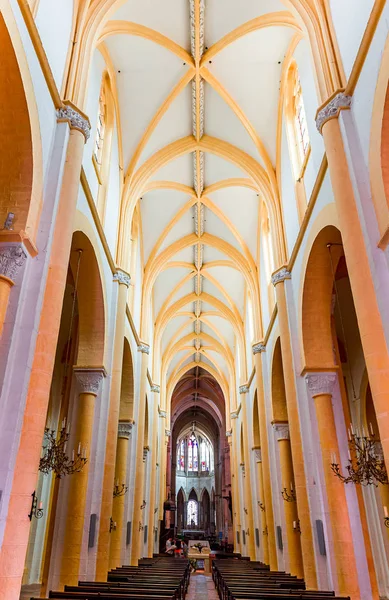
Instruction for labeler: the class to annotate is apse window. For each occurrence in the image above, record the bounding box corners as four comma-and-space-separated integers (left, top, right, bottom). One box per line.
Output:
94, 86, 106, 168
286, 62, 311, 181
187, 499, 198, 526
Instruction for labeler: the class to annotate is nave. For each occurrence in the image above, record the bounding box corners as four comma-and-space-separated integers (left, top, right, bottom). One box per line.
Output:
1, 1, 389, 600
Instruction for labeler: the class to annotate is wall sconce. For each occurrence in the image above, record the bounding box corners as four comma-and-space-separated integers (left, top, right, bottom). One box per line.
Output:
281, 484, 296, 503
109, 517, 117, 533
258, 501, 265, 512
28, 491, 43, 521
293, 519, 301, 533
154, 507, 158, 514
262, 526, 268, 536
384, 506, 389, 528
244, 507, 248, 514
140, 500, 147, 510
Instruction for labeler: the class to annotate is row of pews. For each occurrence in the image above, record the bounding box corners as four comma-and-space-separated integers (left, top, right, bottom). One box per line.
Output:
31, 557, 190, 600
212, 559, 350, 600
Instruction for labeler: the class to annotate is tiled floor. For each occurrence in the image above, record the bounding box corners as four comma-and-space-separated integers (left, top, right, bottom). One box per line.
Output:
187, 573, 219, 600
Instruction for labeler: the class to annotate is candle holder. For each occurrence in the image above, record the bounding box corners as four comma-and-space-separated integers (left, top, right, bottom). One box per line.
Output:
140, 500, 147, 510
113, 483, 128, 498
262, 526, 268, 536
39, 424, 87, 478
258, 501, 265, 512
109, 517, 116, 533
281, 487, 296, 502
28, 491, 43, 521
244, 507, 248, 514
139, 521, 144, 531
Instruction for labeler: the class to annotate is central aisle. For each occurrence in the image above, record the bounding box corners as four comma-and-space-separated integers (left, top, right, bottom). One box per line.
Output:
187, 573, 219, 600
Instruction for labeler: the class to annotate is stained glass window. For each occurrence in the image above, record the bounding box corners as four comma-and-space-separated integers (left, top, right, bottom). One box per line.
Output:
187, 499, 198, 526
177, 440, 185, 471
188, 433, 198, 471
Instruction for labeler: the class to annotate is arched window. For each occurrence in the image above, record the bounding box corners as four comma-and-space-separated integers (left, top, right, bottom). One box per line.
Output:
177, 439, 185, 471
94, 84, 106, 167
187, 499, 198, 526
188, 433, 198, 471
285, 61, 311, 222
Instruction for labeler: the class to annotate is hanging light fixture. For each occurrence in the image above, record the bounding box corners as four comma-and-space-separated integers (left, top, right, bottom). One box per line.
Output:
327, 245, 388, 487
39, 250, 88, 478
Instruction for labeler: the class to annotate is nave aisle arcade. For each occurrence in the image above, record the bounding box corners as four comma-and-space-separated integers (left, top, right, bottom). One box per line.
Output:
1, 1, 389, 600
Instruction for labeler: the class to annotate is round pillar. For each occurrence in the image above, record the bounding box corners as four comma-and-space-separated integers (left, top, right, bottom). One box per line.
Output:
254, 449, 269, 565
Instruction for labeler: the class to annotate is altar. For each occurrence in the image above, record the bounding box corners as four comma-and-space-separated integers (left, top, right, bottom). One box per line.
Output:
188, 540, 211, 573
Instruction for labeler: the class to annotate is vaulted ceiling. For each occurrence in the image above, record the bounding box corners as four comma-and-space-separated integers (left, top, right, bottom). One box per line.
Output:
96, 0, 302, 397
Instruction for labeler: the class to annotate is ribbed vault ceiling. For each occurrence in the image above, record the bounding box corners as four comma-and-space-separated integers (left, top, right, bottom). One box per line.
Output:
95, 0, 302, 397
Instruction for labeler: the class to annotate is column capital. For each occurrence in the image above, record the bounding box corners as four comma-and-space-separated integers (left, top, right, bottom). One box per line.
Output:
252, 342, 266, 355
273, 422, 290, 441
271, 267, 291, 287
0, 244, 27, 282
305, 372, 337, 397
165, 429, 171, 437
253, 447, 262, 462
118, 420, 133, 439
315, 90, 352, 133
57, 102, 91, 141
230, 406, 240, 419
138, 342, 150, 354
226, 430, 232, 437
113, 269, 131, 287
159, 409, 167, 418
239, 384, 249, 394
74, 367, 106, 395
143, 445, 150, 462
151, 384, 160, 393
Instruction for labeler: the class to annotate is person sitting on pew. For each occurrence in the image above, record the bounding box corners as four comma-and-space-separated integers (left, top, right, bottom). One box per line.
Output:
165, 536, 177, 555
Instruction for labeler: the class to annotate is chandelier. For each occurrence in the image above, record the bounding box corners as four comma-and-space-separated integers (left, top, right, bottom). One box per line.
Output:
39, 420, 87, 478
113, 480, 128, 498
331, 426, 388, 486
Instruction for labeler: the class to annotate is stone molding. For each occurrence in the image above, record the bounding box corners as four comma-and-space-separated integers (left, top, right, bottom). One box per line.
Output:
271, 267, 291, 287
252, 343, 266, 355
316, 92, 352, 133
113, 270, 131, 287
273, 423, 290, 441
138, 342, 150, 354
0, 244, 27, 281
239, 384, 249, 394
74, 367, 106, 395
151, 384, 160, 393
57, 104, 91, 141
118, 421, 133, 439
306, 372, 337, 397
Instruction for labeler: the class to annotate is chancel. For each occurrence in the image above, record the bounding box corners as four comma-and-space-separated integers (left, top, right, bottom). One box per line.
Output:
0, 2, 389, 600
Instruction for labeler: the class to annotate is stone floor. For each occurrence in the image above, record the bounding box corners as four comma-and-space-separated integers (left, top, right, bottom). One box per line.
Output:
187, 573, 219, 600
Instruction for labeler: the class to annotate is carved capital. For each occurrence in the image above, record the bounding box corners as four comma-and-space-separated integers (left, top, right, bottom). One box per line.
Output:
74, 367, 106, 395
165, 429, 171, 437
138, 342, 150, 354
230, 411, 239, 420
0, 244, 27, 281
271, 267, 291, 287
151, 384, 160, 393
306, 372, 337, 397
253, 343, 266, 355
159, 410, 167, 418
143, 446, 149, 462
316, 92, 352, 133
239, 384, 249, 394
273, 423, 290, 441
57, 104, 91, 141
113, 270, 131, 287
226, 430, 232, 437
118, 421, 133, 439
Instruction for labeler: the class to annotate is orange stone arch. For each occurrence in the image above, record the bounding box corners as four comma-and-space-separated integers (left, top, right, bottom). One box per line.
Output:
0, 10, 43, 243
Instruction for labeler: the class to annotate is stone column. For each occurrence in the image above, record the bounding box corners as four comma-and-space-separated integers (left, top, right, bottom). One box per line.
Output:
317, 94, 389, 474
273, 423, 303, 578
253, 448, 269, 565
96, 270, 131, 579
130, 343, 149, 565
272, 269, 317, 589
147, 384, 160, 557
59, 367, 105, 587
0, 244, 27, 336
252, 344, 277, 570
229, 422, 241, 555
0, 105, 90, 600
239, 385, 256, 560
109, 421, 133, 569
158, 409, 167, 523
306, 373, 360, 599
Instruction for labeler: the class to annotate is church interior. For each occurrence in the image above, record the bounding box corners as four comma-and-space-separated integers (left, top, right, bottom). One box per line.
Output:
1, 1, 389, 599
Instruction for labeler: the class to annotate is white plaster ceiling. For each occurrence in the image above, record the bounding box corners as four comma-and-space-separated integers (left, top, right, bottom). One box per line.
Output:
97, 0, 299, 392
